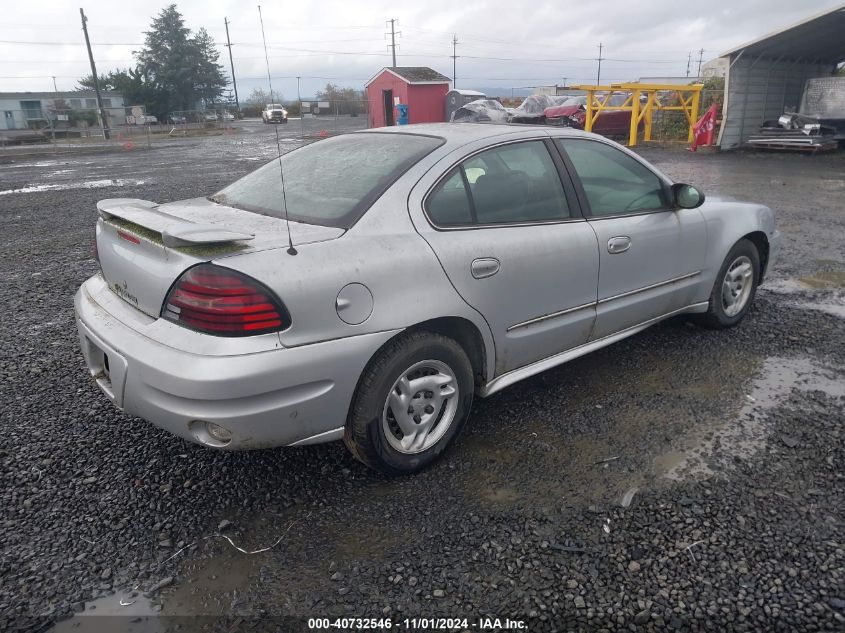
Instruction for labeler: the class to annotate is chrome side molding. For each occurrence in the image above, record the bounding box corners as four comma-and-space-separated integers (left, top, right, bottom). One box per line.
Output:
506, 271, 701, 332
597, 271, 701, 305
507, 301, 597, 332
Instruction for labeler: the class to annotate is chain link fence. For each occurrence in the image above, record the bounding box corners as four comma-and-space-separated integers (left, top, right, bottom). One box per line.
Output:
0, 104, 243, 148
648, 82, 724, 142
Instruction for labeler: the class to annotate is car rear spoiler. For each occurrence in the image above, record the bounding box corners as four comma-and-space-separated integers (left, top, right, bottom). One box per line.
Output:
97, 198, 254, 247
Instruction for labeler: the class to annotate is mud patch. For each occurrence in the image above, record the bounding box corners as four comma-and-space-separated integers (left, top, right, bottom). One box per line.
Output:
459, 341, 759, 510
657, 356, 844, 480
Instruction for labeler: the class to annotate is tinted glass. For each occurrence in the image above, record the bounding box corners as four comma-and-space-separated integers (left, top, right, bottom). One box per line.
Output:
558, 139, 666, 216
462, 141, 570, 224
427, 169, 473, 226
212, 133, 443, 228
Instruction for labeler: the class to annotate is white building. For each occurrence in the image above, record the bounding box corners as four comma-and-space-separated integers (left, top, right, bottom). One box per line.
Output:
0, 91, 126, 131
701, 58, 728, 79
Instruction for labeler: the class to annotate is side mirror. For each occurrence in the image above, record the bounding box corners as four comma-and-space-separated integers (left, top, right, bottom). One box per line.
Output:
672, 183, 705, 209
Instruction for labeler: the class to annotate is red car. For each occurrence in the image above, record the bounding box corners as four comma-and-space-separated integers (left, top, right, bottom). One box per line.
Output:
545, 95, 638, 137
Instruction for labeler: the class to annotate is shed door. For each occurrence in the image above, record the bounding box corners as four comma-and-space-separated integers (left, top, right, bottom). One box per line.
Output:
383, 89, 394, 126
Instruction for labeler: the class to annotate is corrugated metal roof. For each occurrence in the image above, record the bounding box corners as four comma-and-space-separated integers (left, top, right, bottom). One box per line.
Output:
720, 4, 845, 63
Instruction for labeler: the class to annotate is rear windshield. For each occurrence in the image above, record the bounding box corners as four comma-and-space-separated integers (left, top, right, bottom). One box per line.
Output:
211, 133, 443, 228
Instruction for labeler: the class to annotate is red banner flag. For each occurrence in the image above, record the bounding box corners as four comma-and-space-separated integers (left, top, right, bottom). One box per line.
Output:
690, 103, 719, 151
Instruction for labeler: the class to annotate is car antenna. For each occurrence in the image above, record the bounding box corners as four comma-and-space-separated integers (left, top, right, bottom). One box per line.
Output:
258, 5, 297, 255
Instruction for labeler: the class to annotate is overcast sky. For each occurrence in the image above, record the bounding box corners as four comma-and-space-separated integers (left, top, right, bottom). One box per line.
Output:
1, 0, 842, 99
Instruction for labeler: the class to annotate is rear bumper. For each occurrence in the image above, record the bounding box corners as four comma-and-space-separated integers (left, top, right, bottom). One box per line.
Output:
75, 276, 398, 449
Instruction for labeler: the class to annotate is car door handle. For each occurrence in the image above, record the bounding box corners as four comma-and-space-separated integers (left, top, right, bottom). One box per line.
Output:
471, 257, 500, 279
607, 236, 631, 254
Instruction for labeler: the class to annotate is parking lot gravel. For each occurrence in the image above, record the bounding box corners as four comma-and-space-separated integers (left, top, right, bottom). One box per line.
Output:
1, 121, 843, 632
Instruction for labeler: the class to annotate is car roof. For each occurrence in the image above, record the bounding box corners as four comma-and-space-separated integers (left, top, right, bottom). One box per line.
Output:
359, 122, 590, 143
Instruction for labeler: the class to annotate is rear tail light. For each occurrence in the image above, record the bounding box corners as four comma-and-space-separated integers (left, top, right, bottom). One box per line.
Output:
161, 264, 289, 336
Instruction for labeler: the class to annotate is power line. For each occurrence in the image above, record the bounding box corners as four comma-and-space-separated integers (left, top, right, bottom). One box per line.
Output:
0, 39, 142, 46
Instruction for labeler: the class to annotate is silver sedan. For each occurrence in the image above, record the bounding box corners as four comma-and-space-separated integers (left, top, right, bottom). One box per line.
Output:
75, 123, 780, 474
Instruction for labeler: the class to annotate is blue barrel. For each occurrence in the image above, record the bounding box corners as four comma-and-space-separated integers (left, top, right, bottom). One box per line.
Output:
396, 104, 409, 125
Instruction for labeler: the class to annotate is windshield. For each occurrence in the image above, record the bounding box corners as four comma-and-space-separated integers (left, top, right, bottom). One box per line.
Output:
211, 133, 444, 228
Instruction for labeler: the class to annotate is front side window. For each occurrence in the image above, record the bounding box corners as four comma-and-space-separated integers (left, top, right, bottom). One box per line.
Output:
426, 140, 570, 226
211, 133, 443, 228
557, 139, 667, 216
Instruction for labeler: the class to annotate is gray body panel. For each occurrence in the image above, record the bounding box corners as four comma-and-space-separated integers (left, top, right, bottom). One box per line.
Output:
588, 209, 707, 339
75, 123, 780, 450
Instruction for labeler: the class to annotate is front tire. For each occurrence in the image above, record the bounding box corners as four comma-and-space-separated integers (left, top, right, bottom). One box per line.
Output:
344, 332, 474, 475
698, 238, 760, 329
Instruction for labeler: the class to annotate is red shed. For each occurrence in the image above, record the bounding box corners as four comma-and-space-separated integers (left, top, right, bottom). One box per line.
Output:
365, 67, 451, 128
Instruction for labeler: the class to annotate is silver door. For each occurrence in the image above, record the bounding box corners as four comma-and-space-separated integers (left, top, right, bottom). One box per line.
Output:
557, 138, 706, 340
408, 138, 600, 374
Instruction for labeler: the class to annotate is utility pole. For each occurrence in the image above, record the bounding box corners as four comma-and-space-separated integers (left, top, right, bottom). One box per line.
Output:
596, 43, 604, 85
79, 8, 109, 139
224, 17, 239, 110
297, 75, 303, 136
451, 35, 458, 88
686, 51, 692, 77
697, 48, 705, 77
386, 19, 400, 67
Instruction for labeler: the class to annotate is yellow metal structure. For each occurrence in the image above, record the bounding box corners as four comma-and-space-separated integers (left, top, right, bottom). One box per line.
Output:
569, 83, 703, 147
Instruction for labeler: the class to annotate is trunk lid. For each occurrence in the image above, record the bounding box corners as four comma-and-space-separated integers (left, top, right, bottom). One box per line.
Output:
95, 197, 343, 317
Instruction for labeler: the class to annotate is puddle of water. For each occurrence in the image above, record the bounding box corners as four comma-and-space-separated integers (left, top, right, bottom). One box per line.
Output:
762, 278, 814, 294
0, 178, 146, 196
49, 591, 165, 633
818, 178, 845, 191
760, 276, 845, 319
798, 271, 845, 289
794, 300, 845, 319
657, 356, 845, 480
164, 547, 257, 615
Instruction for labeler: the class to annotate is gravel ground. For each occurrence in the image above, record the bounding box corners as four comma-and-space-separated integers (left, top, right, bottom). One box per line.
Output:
0, 123, 843, 632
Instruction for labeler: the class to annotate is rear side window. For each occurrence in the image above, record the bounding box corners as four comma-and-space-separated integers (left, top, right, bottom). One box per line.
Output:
427, 169, 473, 226
426, 140, 570, 226
212, 133, 443, 228
557, 139, 667, 216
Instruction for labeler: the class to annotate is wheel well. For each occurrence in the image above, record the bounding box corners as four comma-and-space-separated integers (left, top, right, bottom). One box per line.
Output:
743, 231, 770, 277
405, 317, 487, 386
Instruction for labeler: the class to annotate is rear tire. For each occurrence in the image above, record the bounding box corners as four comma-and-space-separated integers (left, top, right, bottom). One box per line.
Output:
697, 239, 760, 329
344, 332, 474, 475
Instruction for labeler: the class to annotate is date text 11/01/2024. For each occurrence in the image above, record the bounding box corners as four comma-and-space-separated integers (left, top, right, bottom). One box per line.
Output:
307, 617, 528, 630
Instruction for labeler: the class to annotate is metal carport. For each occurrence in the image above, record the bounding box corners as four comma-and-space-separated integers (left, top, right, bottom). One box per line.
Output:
717, 4, 845, 149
